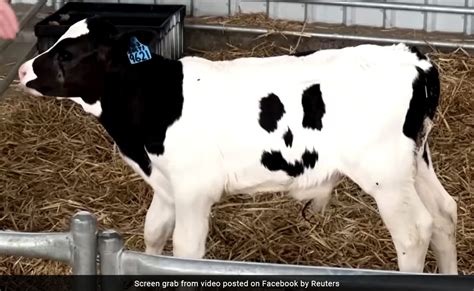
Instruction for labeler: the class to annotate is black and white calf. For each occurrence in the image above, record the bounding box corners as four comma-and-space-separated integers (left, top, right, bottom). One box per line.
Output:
18, 17, 458, 274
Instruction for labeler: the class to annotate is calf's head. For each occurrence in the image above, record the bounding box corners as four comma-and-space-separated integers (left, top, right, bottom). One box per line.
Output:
18, 17, 156, 117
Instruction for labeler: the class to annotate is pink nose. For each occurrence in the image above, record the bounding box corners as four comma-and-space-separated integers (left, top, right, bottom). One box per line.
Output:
18, 64, 27, 81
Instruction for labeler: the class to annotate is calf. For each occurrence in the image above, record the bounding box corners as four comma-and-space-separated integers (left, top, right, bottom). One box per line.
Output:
18, 17, 458, 274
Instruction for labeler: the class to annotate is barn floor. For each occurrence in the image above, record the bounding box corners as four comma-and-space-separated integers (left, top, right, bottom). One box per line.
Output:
0, 14, 473, 275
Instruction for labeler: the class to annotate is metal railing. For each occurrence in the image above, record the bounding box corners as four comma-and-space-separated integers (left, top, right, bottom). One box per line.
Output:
253, 0, 474, 15
183, 0, 474, 50
0, 211, 97, 275
2, 211, 402, 277
184, 22, 474, 50
97, 229, 404, 276
241, 0, 474, 36
0, 210, 417, 291
0, 211, 408, 283
2, 211, 474, 291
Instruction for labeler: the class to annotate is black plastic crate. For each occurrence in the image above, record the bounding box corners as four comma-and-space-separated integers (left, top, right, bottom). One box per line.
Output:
35, 2, 186, 60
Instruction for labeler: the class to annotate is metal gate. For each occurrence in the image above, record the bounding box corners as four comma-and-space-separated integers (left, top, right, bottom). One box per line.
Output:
1, 211, 472, 291
0, 211, 97, 275
0, 211, 402, 276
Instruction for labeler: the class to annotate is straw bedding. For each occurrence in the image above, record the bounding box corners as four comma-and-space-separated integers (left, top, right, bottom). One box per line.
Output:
0, 14, 472, 275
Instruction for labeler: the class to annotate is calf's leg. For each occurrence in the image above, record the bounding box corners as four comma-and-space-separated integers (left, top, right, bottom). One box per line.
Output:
171, 177, 223, 259
172, 198, 214, 258
144, 191, 175, 255
372, 184, 433, 273
414, 144, 458, 274
345, 145, 433, 273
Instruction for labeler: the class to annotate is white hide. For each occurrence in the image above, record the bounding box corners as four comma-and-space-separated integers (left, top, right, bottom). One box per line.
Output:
68, 98, 102, 117
140, 43, 453, 273
162, 43, 423, 197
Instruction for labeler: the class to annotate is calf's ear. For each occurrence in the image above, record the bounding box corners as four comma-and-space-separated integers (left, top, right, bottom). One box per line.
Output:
97, 29, 158, 64
87, 16, 119, 44
114, 30, 158, 52
86, 16, 119, 62
121, 30, 157, 45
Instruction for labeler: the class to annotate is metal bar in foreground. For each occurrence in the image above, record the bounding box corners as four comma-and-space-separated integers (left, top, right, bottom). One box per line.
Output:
98, 229, 474, 291
99, 230, 405, 276
0, 211, 97, 276
0, 230, 71, 263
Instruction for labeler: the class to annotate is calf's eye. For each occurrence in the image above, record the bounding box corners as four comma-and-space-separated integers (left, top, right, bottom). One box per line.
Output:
58, 50, 73, 62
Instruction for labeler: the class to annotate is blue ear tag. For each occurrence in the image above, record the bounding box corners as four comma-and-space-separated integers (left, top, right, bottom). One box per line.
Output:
127, 37, 152, 64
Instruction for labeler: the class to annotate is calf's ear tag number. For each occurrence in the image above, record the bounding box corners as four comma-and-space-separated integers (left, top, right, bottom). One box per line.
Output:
127, 36, 152, 64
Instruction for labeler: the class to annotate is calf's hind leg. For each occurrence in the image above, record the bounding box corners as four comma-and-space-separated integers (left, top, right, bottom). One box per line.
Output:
371, 183, 433, 272
414, 144, 458, 274
346, 150, 433, 273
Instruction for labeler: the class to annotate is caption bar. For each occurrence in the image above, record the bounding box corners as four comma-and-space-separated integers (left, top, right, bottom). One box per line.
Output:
134, 278, 340, 288
0, 275, 472, 291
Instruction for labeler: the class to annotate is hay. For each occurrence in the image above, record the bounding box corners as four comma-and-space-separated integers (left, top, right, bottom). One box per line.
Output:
0, 15, 473, 275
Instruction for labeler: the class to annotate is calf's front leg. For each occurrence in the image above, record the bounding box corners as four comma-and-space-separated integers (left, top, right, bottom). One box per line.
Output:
171, 179, 223, 259
144, 191, 175, 256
